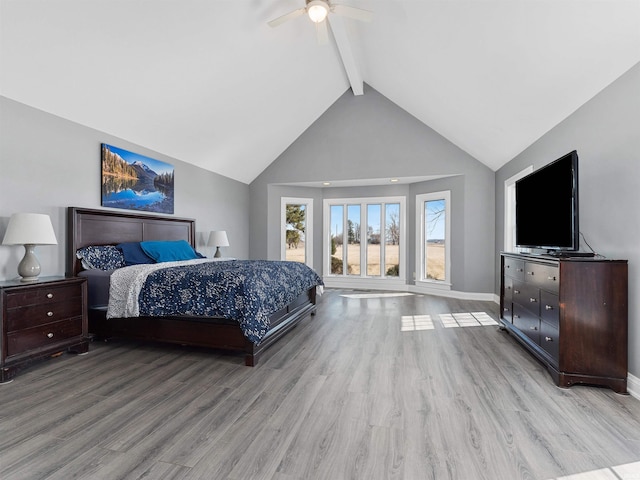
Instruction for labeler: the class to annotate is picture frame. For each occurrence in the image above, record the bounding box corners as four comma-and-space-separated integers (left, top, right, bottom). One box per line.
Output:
101, 143, 174, 214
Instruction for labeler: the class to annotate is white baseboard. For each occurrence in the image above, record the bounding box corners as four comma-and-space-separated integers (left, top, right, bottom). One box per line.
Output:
627, 372, 640, 399
321, 277, 495, 302
408, 284, 495, 301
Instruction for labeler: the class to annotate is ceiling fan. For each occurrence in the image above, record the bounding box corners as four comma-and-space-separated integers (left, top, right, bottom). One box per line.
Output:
268, 0, 373, 45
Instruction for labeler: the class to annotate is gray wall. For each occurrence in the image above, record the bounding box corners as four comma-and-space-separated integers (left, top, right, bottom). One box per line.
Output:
0, 97, 250, 281
495, 61, 640, 378
250, 85, 496, 294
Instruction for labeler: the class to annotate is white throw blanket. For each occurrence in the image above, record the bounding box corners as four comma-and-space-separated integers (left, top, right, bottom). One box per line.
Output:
106, 258, 214, 319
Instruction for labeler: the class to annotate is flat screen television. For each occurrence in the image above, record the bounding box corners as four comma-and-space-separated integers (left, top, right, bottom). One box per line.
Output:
515, 150, 579, 254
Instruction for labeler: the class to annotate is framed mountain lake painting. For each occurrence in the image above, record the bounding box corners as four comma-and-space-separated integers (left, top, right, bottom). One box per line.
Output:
101, 143, 174, 214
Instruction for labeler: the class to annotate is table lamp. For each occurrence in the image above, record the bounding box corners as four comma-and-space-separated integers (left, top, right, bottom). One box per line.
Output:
207, 230, 229, 258
2, 213, 58, 282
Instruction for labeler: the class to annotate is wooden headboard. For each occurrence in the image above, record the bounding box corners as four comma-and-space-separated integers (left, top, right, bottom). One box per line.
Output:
67, 207, 196, 276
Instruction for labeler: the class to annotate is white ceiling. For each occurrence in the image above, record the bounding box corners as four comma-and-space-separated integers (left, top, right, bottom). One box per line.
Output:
1, 1, 639, 184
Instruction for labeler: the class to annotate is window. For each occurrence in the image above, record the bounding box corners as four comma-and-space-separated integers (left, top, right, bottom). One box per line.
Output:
281, 197, 313, 268
324, 196, 405, 283
416, 191, 450, 288
504, 166, 533, 252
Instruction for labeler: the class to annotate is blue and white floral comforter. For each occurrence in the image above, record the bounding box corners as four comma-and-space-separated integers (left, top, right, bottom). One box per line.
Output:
107, 259, 323, 344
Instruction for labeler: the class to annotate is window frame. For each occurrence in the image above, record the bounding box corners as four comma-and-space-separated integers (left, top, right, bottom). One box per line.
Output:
323, 196, 406, 288
415, 190, 451, 290
504, 166, 533, 253
281, 197, 313, 268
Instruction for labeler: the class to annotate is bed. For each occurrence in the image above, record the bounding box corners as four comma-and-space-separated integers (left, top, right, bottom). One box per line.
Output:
66, 207, 321, 366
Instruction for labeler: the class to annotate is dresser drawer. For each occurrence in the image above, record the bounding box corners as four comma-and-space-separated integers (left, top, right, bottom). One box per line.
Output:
6, 317, 83, 357
513, 304, 540, 344
524, 262, 559, 293
540, 321, 559, 366
503, 276, 514, 304
6, 300, 83, 332
540, 290, 559, 328
512, 281, 540, 316
4, 283, 82, 309
504, 257, 525, 281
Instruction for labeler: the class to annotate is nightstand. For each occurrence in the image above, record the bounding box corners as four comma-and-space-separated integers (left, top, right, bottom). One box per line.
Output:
0, 276, 89, 383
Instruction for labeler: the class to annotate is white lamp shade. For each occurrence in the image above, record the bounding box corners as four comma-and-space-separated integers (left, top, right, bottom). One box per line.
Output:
2, 213, 58, 245
207, 230, 229, 247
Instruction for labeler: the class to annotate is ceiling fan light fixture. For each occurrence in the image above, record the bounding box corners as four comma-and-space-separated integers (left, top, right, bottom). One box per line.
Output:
307, 0, 329, 23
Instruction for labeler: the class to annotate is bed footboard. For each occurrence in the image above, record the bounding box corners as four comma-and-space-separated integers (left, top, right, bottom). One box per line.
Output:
89, 287, 317, 366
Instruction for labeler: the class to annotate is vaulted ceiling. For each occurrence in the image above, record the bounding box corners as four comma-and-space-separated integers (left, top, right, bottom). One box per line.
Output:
1, 1, 639, 184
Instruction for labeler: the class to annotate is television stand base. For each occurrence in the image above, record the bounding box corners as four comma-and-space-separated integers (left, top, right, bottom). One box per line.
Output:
546, 251, 595, 258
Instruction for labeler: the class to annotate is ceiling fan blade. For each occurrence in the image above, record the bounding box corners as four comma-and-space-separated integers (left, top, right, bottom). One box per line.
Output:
268, 8, 306, 28
316, 19, 329, 45
332, 4, 373, 22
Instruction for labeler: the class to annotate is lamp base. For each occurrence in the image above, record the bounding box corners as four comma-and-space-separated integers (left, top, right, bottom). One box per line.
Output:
18, 244, 42, 282
214, 247, 222, 258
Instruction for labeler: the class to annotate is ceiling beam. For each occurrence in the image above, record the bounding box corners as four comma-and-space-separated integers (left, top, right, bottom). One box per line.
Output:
328, 15, 364, 95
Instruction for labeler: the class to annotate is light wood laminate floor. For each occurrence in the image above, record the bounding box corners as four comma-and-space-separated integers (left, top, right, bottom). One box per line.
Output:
1, 289, 640, 480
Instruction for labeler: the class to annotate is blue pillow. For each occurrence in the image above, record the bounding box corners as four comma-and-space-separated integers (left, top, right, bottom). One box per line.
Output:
140, 240, 200, 262
117, 242, 156, 265
76, 245, 126, 270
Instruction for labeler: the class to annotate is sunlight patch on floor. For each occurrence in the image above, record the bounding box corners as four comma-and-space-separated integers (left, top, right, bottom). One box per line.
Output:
401, 312, 497, 331
440, 312, 498, 328
548, 460, 640, 480
401, 314, 434, 331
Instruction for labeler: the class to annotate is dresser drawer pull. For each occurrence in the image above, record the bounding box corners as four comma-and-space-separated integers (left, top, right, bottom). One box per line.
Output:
46, 293, 54, 299
526, 271, 534, 276
529, 298, 537, 303
47, 332, 54, 338
503, 307, 510, 312
47, 311, 54, 317
530, 326, 538, 331
514, 314, 520, 319
544, 336, 553, 342
517, 268, 523, 272
513, 290, 520, 295
547, 276, 557, 281
545, 305, 554, 311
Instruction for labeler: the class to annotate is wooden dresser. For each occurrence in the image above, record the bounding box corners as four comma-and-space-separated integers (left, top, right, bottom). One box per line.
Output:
0, 276, 89, 383
500, 253, 628, 393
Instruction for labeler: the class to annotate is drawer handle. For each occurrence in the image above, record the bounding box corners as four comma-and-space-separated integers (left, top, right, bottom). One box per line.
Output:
513, 290, 520, 294
545, 305, 554, 311
46, 293, 54, 299
526, 271, 534, 276
503, 307, 510, 312
47, 311, 54, 317
47, 332, 54, 338
507, 286, 511, 290
517, 268, 523, 272
547, 276, 557, 281
530, 326, 538, 331
544, 336, 553, 342
514, 314, 520, 319
529, 298, 537, 303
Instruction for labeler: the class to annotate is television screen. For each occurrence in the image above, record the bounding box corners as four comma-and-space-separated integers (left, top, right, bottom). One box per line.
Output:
515, 151, 579, 251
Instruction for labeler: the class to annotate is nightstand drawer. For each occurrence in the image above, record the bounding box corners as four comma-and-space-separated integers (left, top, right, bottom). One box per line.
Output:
5, 284, 82, 309
6, 317, 83, 357
6, 301, 83, 332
